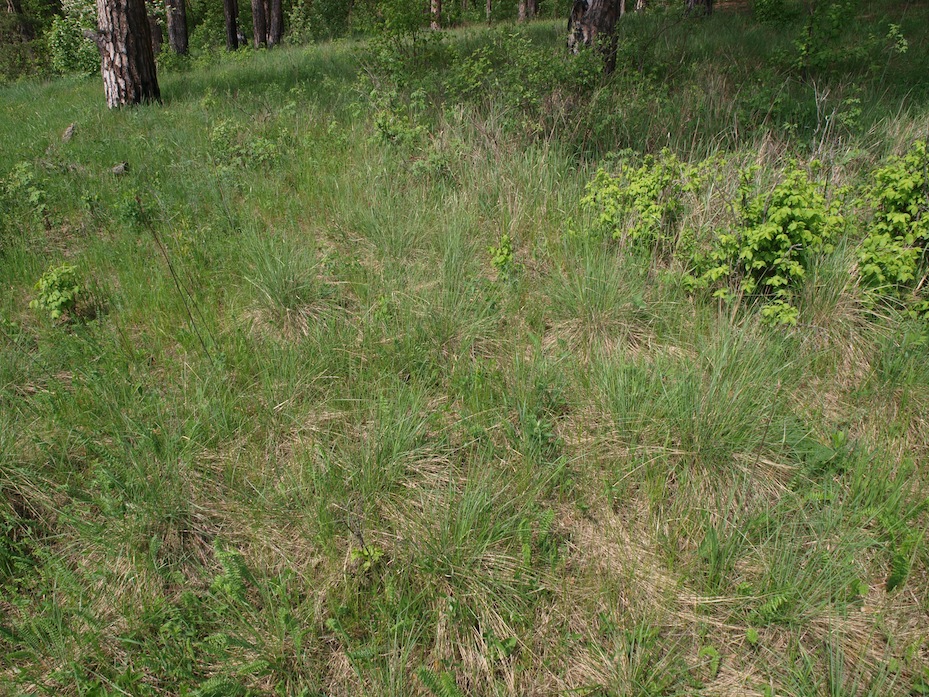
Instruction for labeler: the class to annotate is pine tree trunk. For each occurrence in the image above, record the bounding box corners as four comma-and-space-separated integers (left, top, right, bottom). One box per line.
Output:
164, 0, 187, 54
266, 0, 282, 45
527, 0, 537, 17
223, 0, 239, 50
567, 0, 620, 73
431, 0, 441, 29
251, 0, 266, 47
518, 0, 526, 22
485, 0, 491, 23
90, 0, 161, 108
148, 14, 162, 54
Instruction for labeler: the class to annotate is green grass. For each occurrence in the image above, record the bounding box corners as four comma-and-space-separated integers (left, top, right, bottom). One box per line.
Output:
2, 6, 929, 696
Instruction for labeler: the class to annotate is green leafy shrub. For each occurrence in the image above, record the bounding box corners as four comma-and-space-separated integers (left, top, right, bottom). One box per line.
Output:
752, 0, 800, 25
686, 162, 843, 325
30, 263, 82, 321
791, 0, 861, 74
2, 161, 46, 233
444, 29, 601, 137
114, 189, 148, 228
581, 149, 702, 255
363, 0, 425, 38
358, 0, 442, 80
488, 232, 517, 282
47, 0, 98, 75
287, 0, 352, 43
370, 87, 429, 146
856, 141, 929, 312
208, 120, 280, 167
186, 0, 227, 56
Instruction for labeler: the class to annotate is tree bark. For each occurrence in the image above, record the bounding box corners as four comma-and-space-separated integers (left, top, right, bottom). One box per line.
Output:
431, 0, 441, 29
527, 0, 537, 17
567, 0, 621, 73
518, 0, 526, 21
90, 0, 160, 108
251, 0, 266, 47
164, 0, 187, 54
686, 0, 712, 14
223, 0, 239, 50
485, 0, 491, 23
148, 14, 162, 54
266, 0, 282, 45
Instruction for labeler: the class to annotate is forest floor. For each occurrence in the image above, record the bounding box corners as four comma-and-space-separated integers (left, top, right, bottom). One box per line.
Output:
2, 6, 929, 696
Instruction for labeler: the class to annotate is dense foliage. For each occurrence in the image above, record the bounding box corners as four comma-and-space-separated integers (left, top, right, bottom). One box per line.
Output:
857, 141, 929, 311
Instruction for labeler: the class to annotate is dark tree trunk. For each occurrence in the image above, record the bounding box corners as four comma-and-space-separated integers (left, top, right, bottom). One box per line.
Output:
88, 0, 161, 108
485, 0, 491, 23
251, 0, 266, 47
223, 0, 239, 50
527, 0, 537, 17
6, 0, 34, 40
266, 0, 282, 45
164, 0, 187, 54
148, 14, 162, 54
567, 0, 620, 73
431, 0, 441, 29
686, 0, 712, 14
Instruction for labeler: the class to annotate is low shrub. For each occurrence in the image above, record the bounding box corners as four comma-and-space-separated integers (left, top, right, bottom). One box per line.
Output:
686, 162, 843, 325
856, 140, 929, 316
30, 263, 82, 321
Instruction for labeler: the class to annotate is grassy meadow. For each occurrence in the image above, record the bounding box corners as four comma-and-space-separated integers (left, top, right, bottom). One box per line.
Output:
2, 6, 929, 695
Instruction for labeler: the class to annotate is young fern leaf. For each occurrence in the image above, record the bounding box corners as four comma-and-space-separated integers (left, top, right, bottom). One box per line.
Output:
417, 667, 465, 697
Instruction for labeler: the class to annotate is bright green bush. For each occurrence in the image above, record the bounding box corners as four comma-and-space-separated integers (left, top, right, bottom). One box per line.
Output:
686, 162, 843, 325
581, 149, 700, 255
581, 154, 845, 324
856, 141, 929, 290
30, 263, 82, 321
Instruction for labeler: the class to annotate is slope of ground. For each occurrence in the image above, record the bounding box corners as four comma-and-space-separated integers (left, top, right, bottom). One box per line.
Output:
1, 9, 928, 696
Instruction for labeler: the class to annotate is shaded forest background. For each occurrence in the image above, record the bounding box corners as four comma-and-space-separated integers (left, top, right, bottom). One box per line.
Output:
0, 0, 576, 82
